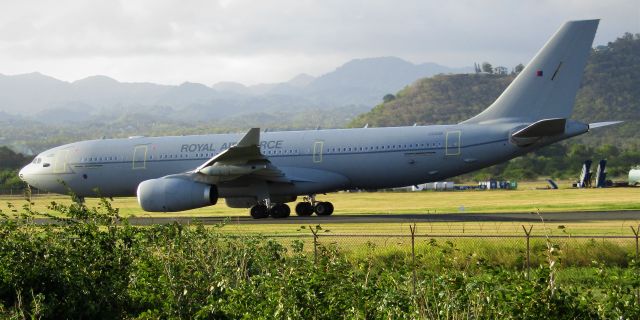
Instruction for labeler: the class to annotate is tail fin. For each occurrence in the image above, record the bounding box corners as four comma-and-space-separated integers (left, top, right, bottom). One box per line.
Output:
463, 20, 599, 124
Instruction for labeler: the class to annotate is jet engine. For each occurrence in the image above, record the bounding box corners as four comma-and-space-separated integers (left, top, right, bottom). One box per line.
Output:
137, 178, 218, 212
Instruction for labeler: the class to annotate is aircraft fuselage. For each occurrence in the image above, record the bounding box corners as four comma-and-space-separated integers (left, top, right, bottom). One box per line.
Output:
19, 121, 588, 200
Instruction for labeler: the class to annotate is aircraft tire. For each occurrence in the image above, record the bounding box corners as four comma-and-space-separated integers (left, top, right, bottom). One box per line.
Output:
270, 203, 291, 219
250, 204, 269, 219
314, 202, 334, 216
295, 202, 314, 216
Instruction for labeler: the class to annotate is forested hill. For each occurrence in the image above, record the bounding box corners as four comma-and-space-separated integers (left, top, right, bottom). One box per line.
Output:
351, 73, 515, 126
350, 33, 640, 148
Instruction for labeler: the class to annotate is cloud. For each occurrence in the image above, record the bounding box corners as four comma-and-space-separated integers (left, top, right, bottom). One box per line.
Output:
0, 0, 637, 85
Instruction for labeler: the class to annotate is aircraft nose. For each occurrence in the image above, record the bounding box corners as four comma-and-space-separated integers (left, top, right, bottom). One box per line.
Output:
19, 165, 30, 183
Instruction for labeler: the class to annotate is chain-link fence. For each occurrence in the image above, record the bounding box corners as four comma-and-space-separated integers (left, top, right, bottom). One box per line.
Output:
243, 225, 640, 275
262, 227, 640, 310
0, 188, 50, 197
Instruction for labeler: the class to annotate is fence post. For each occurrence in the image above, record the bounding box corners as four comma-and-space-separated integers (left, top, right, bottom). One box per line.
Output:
631, 225, 639, 305
632, 225, 639, 260
310, 225, 319, 264
24, 185, 32, 211
410, 223, 417, 295
522, 225, 533, 280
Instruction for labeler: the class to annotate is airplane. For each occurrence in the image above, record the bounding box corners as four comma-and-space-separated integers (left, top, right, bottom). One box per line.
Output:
19, 19, 620, 219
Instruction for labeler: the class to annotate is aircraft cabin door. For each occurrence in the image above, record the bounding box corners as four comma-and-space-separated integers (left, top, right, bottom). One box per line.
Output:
53, 148, 72, 173
445, 131, 461, 156
132, 145, 148, 169
313, 141, 324, 163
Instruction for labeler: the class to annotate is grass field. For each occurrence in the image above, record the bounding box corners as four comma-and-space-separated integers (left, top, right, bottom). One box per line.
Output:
1, 181, 638, 236
2, 183, 638, 318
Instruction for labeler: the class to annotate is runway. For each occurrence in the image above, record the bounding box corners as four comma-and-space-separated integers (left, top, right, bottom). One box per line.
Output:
106, 210, 640, 225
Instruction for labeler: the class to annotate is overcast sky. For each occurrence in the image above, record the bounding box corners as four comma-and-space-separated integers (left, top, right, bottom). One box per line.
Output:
0, 0, 637, 86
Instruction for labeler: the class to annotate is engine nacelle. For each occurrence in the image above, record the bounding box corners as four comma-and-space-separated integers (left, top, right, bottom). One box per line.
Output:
137, 178, 218, 212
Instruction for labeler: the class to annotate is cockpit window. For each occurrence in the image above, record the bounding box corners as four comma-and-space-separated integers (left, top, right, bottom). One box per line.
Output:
32, 158, 42, 164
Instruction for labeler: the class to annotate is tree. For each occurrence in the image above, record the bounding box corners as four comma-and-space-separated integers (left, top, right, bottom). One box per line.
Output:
481, 62, 493, 74
0, 147, 29, 169
382, 94, 396, 103
514, 63, 525, 74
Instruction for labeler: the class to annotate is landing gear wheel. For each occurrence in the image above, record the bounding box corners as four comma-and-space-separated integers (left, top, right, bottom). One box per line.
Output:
295, 202, 314, 217
270, 203, 291, 219
314, 202, 334, 216
250, 204, 269, 219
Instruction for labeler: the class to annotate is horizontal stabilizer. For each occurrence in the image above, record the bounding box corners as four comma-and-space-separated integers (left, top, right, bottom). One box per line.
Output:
589, 121, 623, 130
512, 118, 566, 138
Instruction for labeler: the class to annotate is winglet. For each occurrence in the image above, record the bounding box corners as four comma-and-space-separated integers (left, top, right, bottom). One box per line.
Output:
236, 128, 260, 147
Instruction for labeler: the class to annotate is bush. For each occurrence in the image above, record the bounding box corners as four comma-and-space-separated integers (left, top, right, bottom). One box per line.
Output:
0, 198, 638, 319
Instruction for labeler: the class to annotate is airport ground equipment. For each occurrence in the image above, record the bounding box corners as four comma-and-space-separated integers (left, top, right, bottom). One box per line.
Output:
578, 160, 593, 188
630, 168, 640, 186
595, 159, 607, 188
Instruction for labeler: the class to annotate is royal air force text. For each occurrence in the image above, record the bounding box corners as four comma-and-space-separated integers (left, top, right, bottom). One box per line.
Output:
180, 140, 284, 153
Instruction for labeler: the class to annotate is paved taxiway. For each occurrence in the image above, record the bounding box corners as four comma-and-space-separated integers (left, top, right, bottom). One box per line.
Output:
33, 210, 637, 225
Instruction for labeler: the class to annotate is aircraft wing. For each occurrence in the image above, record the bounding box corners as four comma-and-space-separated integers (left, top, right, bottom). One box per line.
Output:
189, 128, 291, 183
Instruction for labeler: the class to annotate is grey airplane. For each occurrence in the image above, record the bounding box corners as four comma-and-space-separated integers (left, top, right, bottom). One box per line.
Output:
19, 20, 620, 218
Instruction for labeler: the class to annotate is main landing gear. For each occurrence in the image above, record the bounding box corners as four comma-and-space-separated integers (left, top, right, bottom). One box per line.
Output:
296, 201, 333, 216
295, 195, 333, 217
250, 203, 290, 219
249, 195, 334, 219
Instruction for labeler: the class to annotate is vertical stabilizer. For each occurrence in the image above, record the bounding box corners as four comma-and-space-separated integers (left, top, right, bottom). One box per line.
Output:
463, 20, 599, 124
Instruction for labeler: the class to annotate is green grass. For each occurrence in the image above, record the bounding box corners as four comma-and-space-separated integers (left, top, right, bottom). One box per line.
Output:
3, 182, 639, 216
1, 183, 639, 237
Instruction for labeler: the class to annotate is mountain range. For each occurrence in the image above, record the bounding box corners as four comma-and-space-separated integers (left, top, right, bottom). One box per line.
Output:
0, 57, 471, 124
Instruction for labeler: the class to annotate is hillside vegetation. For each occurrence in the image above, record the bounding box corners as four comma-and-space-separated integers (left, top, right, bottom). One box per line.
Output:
0, 147, 28, 191
351, 33, 640, 180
